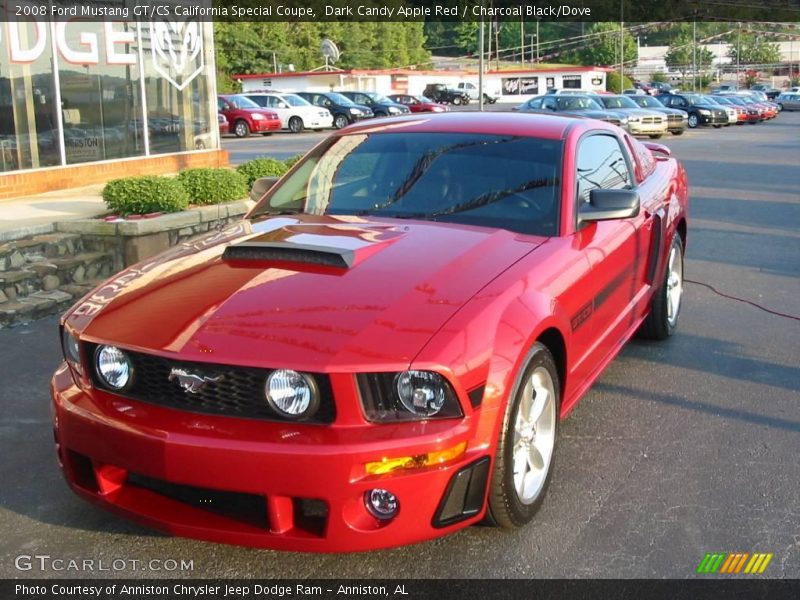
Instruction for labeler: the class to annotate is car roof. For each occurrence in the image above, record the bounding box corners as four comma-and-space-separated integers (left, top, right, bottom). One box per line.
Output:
336, 112, 610, 139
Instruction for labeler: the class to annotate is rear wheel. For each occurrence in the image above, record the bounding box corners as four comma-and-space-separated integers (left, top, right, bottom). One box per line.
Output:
671, 129, 684, 136
288, 116, 304, 134
713, 124, 722, 129
233, 120, 250, 138
487, 343, 559, 528
452, 96, 462, 106
649, 134, 663, 139
640, 235, 684, 340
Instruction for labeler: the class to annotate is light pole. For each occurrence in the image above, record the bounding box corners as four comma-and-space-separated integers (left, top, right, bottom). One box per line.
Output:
619, 0, 625, 93
692, 19, 697, 91
479, 16, 485, 112
736, 22, 741, 89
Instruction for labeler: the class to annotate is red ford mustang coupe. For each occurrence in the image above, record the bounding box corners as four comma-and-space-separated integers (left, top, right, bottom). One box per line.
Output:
52, 113, 688, 552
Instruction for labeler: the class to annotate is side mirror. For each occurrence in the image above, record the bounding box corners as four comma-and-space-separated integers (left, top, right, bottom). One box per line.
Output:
579, 189, 640, 225
250, 176, 280, 202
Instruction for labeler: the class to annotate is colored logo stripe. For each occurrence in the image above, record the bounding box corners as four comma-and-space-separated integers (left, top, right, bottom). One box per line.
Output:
697, 552, 773, 574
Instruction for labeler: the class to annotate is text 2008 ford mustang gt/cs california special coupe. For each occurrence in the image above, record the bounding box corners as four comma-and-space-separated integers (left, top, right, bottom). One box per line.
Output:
52, 113, 688, 552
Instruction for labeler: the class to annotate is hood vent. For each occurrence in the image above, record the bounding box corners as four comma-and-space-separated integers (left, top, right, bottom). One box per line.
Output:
222, 241, 354, 269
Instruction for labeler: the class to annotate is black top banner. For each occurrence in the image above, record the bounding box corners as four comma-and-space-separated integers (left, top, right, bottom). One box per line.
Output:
2, 0, 800, 22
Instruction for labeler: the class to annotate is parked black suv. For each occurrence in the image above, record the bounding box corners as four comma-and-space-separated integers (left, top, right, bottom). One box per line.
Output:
422, 84, 470, 105
295, 91, 373, 129
338, 91, 410, 117
657, 93, 728, 128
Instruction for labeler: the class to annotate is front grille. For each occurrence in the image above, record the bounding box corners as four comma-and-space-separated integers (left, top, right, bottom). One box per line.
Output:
642, 117, 660, 124
667, 114, 683, 122
86, 344, 335, 423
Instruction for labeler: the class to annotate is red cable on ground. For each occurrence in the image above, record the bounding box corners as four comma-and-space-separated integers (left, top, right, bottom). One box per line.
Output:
685, 279, 800, 323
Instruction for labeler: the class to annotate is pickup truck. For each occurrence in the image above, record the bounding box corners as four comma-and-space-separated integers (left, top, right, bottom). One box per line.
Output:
455, 82, 498, 104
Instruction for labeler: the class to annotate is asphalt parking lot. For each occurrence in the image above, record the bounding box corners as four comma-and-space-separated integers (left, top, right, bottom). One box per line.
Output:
1, 111, 798, 579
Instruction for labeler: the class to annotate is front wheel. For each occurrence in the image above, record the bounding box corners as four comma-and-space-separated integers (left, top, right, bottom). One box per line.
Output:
687, 114, 699, 128
640, 234, 684, 340
452, 96, 462, 106
288, 116, 304, 134
333, 114, 349, 129
233, 120, 250, 138
649, 134, 663, 139
713, 124, 722, 129
487, 343, 559, 528
671, 129, 684, 136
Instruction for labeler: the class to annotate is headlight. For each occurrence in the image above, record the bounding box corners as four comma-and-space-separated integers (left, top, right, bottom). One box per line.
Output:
349, 107, 362, 115
620, 116, 629, 125
95, 345, 133, 390
388, 106, 401, 114
432, 106, 444, 112
628, 116, 641, 122
251, 113, 266, 120
358, 371, 463, 422
265, 369, 319, 419
699, 109, 710, 115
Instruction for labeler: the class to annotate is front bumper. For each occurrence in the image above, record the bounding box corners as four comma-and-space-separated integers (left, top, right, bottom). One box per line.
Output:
627, 121, 669, 135
698, 113, 728, 125
51, 365, 491, 552
253, 119, 282, 132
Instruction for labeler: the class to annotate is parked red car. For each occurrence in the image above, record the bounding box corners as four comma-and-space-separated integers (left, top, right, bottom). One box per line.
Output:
218, 113, 229, 136
218, 95, 281, 137
387, 94, 449, 113
52, 113, 688, 552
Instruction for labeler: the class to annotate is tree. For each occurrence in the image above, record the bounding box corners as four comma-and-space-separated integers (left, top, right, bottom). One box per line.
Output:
575, 22, 637, 68
665, 25, 714, 87
728, 33, 781, 66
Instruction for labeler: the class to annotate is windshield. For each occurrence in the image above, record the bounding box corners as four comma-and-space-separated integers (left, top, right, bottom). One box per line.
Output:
365, 92, 392, 103
682, 94, 711, 105
228, 96, 260, 109
556, 96, 603, 110
327, 92, 355, 106
601, 96, 639, 109
252, 133, 562, 236
284, 94, 310, 107
631, 96, 661, 108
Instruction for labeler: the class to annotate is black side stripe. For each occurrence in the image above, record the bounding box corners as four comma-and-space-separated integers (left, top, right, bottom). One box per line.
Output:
570, 267, 633, 332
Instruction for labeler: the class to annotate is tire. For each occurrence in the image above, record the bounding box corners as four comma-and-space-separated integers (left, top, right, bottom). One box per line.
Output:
233, 120, 250, 138
288, 116, 304, 134
334, 114, 349, 129
671, 129, 684, 136
375, 111, 387, 118
452, 96, 462, 106
261, 132, 273, 136
649, 134, 663, 139
487, 343, 560, 529
687, 113, 699, 128
713, 124, 722, 129
640, 234, 684, 340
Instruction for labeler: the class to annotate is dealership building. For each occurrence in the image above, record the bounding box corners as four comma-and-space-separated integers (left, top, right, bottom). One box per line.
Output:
0, 19, 226, 199
236, 66, 610, 102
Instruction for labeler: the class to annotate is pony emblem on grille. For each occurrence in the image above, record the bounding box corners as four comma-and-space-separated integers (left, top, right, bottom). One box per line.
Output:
168, 368, 223, 394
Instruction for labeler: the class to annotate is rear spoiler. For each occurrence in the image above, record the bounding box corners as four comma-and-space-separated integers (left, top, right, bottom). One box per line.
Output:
642, 142, 671, 157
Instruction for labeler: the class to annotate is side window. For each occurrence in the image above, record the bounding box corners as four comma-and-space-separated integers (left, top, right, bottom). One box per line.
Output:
527, 98, 543, 109
542, 98, 556, 110
217, 99, 227, 112
575, 135, 633, 205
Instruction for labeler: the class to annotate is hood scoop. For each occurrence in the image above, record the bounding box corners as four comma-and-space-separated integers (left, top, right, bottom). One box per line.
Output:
223, 241, 355, 269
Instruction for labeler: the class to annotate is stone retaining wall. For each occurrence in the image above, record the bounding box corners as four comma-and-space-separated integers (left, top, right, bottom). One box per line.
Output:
56, 199, 254, 268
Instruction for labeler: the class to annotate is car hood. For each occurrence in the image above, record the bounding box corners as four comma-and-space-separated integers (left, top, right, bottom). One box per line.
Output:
68, 215, 544, 371
643, 106, 687, 116
565, 109, 624, 120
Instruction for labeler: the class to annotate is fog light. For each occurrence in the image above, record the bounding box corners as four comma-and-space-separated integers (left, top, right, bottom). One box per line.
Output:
265, 369, 319, 419
364, 489, 399, 520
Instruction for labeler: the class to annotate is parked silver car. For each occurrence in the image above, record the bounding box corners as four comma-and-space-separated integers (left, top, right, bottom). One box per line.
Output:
596, 95, 669, 138
776, 92, 800, 111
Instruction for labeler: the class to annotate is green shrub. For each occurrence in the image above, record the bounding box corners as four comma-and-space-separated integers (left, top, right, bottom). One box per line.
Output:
236, 157, 290, 186
606, 71, 634, 93
284, 154, 303, 169
103, 176, 189, 216
177, 168, 248, 205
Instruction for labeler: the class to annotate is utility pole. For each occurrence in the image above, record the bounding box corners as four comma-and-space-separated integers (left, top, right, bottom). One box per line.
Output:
536, 20, 540, 62
529, 35, 535, 64
619, 1, 625, 93
479, 17, 485, 112
520, 17, 524, 64
736, 22, 741, 89
692, 19, 697, 91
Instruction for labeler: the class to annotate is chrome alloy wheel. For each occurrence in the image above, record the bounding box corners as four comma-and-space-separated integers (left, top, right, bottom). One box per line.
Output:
512, 366, 557, 504
666, 244, 684, 327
